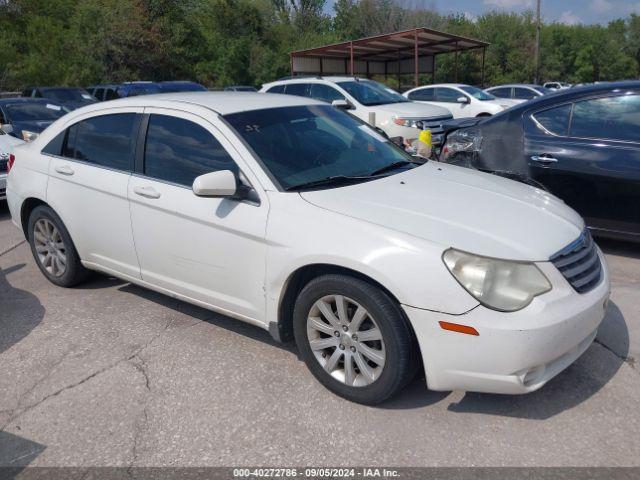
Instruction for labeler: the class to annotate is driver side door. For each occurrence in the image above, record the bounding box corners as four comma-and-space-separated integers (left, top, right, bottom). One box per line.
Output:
128, 107, 270, 323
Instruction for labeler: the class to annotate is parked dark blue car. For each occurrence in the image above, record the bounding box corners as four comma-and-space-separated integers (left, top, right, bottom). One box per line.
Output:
87, 81, 207, 100
0, 98, 69, 140
22, 87, 97, 110
440, 81, 640, 241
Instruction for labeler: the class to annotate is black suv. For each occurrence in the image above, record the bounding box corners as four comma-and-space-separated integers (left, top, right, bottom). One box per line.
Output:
440, 81, 640, 242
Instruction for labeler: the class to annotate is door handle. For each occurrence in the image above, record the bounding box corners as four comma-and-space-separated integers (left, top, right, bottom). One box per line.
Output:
133, 185, 161, 199
54, 164, 75, 175
530, 154, 558, 164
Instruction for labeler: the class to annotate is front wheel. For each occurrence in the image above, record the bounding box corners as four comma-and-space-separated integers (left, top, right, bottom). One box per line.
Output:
293, 274, 417, 405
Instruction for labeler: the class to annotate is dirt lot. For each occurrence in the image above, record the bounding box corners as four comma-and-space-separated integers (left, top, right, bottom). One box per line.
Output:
1, 202, 639, 468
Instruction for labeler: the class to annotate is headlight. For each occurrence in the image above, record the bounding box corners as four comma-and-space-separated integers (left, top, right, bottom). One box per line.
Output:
393, 117, 422, 128
441, 129, 482, 163
443, 249, 551, 312
22, 130, 39, 142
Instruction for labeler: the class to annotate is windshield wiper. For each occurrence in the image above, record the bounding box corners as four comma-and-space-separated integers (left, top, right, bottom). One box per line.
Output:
285, 175, 372, 192
367, 161, 415, 177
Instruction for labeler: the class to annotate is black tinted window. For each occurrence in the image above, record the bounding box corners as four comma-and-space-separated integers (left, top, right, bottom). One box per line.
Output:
408, 88, 435, 101
42, 130, 66, 156
63, 113, 137, 170
570, 95, 640, 142
267, 85, 285, 94
309, 84, 344, 103
105, 88, 120, 100
490, 87, 512, 99
514, 88, 536, 100
94, 88, 105, 101
144, 115, 237, 186
532, 104, 572, 136
284, 83, 310, 97
436, 88, 461, 103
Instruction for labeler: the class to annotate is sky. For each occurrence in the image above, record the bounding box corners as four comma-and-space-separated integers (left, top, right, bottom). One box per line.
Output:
324, 0, 640, 25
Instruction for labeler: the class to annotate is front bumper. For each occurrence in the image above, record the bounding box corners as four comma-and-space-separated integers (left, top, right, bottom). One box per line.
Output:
403, 249, 610, 394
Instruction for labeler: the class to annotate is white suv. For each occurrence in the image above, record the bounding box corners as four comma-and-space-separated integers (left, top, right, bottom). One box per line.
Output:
7, 92, 609, 404
261, 76, 453, 145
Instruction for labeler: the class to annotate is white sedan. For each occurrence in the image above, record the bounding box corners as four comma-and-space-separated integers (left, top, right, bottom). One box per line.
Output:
7, 92, 609, 404
403, 83, 510, 118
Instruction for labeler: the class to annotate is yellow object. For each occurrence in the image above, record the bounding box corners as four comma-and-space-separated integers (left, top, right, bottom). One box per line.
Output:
419, 129, 432, 147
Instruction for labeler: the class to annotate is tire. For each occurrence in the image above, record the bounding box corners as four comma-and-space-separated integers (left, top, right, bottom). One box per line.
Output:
293, 274, 418, 405
27, 205, 90, 287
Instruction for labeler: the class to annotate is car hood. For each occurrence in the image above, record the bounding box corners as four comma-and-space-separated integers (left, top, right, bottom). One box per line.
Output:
300, 162, 584, 261
372, 101, 452, 119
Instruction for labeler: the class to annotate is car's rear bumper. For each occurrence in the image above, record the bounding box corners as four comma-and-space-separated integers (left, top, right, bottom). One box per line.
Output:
403, 250, 610, 394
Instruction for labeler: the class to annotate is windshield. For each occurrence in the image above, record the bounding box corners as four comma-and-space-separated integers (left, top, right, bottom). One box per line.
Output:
460, 86, 495, 101
5, 102, 69, 121
43, 88, 96, 103
337, 80, 408, 106
126, 84, 162, 96
224, 105, 415, 190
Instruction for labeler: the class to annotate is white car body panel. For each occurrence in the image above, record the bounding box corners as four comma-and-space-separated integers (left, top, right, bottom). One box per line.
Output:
7, 92, 610, 396
260, 77, 452, 142
403, 83, 508, 118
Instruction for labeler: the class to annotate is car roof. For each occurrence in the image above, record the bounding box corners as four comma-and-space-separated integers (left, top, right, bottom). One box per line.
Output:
486, 84, 542, 89
265, 76, 360, 86
0, 97, 64, 106
69, 91, 325, 115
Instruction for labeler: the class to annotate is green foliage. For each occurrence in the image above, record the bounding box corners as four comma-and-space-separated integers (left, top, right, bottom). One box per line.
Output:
0, 0, 638, 91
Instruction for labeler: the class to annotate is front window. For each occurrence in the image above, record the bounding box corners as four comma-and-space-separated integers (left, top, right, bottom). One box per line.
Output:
459, 86, 495, 101
336, 80, 408, 106
224, 105, 415, 190
4, 102, 69, 121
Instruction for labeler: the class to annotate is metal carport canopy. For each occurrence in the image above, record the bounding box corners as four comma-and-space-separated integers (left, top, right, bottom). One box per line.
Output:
290, 27, 490, 87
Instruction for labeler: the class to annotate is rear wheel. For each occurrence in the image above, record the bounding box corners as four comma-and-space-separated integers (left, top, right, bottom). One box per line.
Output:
293, 274, 417, 404
28, 205, 90, 287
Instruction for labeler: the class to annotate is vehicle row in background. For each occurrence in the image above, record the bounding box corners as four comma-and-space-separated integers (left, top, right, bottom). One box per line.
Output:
262, 76, 453, 149
440, 80, 640, 241
0, 98, 70, 141
22, 87, 97, 110
87, 81, 207, 101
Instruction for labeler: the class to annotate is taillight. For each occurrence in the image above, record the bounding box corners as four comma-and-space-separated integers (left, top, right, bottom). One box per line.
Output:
7, 154, 15, 173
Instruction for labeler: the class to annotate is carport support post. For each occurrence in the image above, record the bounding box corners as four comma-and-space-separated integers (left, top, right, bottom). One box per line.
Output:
433, 54, 437, 83
414, 29, 419, 87
481, 47, 486, 88
350, 41, 354, 76
454, 43, 459, 83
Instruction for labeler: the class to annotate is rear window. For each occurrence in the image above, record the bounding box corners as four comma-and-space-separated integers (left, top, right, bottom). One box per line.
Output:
62, 113, 137, 170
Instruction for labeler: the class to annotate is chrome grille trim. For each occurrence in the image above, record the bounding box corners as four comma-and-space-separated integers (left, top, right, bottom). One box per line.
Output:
550, 229, 602, 294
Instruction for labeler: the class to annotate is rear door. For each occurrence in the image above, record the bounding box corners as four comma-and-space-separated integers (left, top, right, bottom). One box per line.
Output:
128, 108, 269, 322
45, 108, 143, 278
525, 93, 640, 236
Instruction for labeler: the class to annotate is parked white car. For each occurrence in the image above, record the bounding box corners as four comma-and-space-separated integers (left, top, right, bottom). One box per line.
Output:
484, 84, 551, 106
0, 129, 23, 200
261, 77, 453, 145
543, 81, 572, 91
403, 84, 509, 118
7, 93, 609, 404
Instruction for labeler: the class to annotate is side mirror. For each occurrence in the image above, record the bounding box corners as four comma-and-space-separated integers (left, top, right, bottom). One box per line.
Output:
457, 96, 470, 104
0, 123, 13, 134
192, 170, 237, 197
331, 99, 352, 110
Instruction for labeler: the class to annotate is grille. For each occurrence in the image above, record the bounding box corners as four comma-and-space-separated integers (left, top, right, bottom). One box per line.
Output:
550, 229, 602, 294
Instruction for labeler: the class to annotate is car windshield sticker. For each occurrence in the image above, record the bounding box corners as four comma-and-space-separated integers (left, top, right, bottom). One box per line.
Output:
81, 94, 93, 100
46, 104, 61, 111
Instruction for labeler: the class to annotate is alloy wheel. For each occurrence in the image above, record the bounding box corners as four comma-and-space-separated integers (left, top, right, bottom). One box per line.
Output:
33, 218, 67, 277
306, 295, 386, 387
